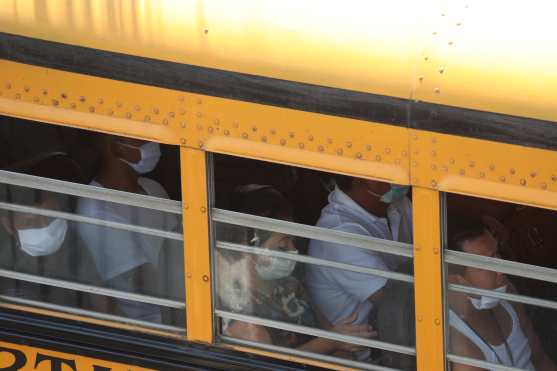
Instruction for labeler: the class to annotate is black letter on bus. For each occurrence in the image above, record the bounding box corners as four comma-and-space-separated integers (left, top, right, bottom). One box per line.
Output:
93, 366, 112, 371
34, 353, 77, 371
0, 346, 26, 371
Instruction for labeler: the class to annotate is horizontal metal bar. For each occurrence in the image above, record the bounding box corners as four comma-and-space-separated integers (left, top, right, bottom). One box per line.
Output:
0, 269, 185, 309
0, 201, 183, 241
0, 170, 182, 214
447, 353, 527, 371
212, 208, 413, 258
0, 295, 185, 334
217, 241, 414, 283
220, 336, 403, 371
215, 309, 416, 356
448, 283, 557, 311
445, 250, 557, 284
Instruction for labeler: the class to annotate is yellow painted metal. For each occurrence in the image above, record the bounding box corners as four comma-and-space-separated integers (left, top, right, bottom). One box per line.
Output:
412, 187, 445, 371
409, 128, 557, 211
0, 0, 417, 100
414, 0, 557, 123
181, 147, 213, 343
0, 340, 155, 370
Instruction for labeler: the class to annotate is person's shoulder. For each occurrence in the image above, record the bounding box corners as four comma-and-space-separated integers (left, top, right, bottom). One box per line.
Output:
138, 177, 169, 199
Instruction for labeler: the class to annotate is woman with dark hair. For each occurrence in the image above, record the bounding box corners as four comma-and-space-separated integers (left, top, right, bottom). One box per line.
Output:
216, 185, 375, 355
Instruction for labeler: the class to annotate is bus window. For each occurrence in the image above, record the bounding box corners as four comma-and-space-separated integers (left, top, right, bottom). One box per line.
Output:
0, 116, 185, 333
211, 154, 416, 370
444, 194, 557, 370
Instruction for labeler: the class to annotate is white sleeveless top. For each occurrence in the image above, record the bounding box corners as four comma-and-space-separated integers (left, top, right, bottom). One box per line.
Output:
449, 301, 535, 370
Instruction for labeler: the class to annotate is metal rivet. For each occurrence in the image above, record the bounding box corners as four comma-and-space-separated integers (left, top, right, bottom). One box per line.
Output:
71, 103, 77, 109
153, 108, 159, 115
433, 248, 439, 255
197, 99, 203, 105
318, 145, 324, 152
439, 67, 445, 74
520, 179, 526, 186
200, 206, 207, 213
15, 93, 21, 100
434, 318, 441, 325
414, 178, 420, 183
60, 92, 67, 99
50, 98, 58, 105
418, 75, 424, 82
431, 180, 438, 188
417, 316, 423, 322
459, 169, 465, 175
433, 31, 438, 36
180, 109, 186, 115
89, 106, 95, 112
233, 122, 239, 129
530, 172, 537, 178
413, 134, 418, 141
202, 275, 209, 282
412, 161, 418, 167
510, 168, 516, 175
97, 98, 104, 104
289, 132, 295, 139
402, 150, 407, 157
261, 136, 267, 143
180, 138, 186, 145
198, 141, 204, 149
552, 175, 557, 182
346, 141, 352, 148
448, 41, 454, 46
489, 164, 495, 171
135, 105, 141, 111
327, 138, 333, 144
203, 28, 209, 35
308, 135, 314, 141
186, 272, 192, 278
270, 129, 276, 135
169, 112, 175, 118
431, 137, 437, 143
241, 132, 248, 139
431, 164, 437, 171
33, 96, 39, 103
224, 129, 230, 136
126, 112, 132, 119
80, 96, 86, 102
424, 56, 429, 61
435, 88, 440, 93
366, 145, 372, 151
107, 109, 113, 115
441, 165, 448, 172
337, 148, 343, 155
479, 172, 485, 178
385, 148, 391, 154
469, 161, 475, 168
375, 155, 382, 161
298, 143, 305, 149
356, 152, 362, 159
196, 124, 203, 131
179, 96, 185, 102
395, 158, 401, 164
116, 101, 122, 107
280, 139, 286, 146
183, 204, 189, 210
456, 22, 462, 26
207, 126, 213, 133
500, 176, 506, 182
42, 89, 48, 95
431, 150, 437, 157
163, 118, 169, 126
144, 115, 151, 122
181, 122, 186, 128
541, 183, 548, 190
449, 158, 455, 164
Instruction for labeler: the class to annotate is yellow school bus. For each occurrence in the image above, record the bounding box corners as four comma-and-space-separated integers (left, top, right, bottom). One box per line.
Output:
1, 1, 556, 370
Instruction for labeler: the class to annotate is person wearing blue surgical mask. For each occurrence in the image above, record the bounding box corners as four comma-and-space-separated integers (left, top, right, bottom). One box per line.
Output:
447, 218, 556, 371
306, 175, 413, 362
77, 134, 178, 323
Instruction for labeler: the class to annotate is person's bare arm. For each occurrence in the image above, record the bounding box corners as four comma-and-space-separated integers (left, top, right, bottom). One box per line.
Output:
449, 329, 489, 371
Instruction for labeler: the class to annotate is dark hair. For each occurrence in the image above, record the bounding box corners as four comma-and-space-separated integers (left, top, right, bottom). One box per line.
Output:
230, 185, 293, 220
330, 174, 354, 193
448, 217, 486, 252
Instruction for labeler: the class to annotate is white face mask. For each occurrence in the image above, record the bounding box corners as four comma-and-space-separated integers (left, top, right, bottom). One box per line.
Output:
255, 250, 298, 280
469, 285, 507, 310
17, 219, 68, 257
120, 142, 161, 174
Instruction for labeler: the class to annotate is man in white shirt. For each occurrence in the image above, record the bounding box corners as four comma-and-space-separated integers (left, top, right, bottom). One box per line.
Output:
306, 174, 412, 343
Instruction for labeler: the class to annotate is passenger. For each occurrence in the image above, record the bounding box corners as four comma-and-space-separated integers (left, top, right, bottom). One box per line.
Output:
447, 218, 557, 371
305, 175, 412, 360
0, 155, 85, 307
77, 134, 178, 322
216, 185, 375, 354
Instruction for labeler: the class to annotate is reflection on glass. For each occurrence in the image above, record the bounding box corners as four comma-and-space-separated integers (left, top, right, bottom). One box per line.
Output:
446, 217, 557, 370
0, 184, 185, 326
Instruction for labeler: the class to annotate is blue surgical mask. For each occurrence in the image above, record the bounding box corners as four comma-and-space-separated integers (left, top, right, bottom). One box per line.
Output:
380, 184, 410, 204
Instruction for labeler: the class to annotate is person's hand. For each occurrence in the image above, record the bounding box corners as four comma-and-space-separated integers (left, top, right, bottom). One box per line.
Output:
329, 311, 377, 353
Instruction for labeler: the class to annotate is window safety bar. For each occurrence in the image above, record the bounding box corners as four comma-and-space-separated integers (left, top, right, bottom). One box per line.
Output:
215, 310, 416, 356
446, 250, 557, 284
212, 208, 413, 258
448, 284, 557, 311
447, 353, 528, 371
0, 269, 185, 309
221, 336, 403, 371
0, 295, 185, 334
217, 241, 414, 283
0, 202, 183, 241
0, 170, 182, 214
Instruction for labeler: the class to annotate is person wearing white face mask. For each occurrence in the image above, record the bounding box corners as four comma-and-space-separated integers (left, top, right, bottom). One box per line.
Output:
306, 175, 413, 362
216, 185, 376, 354
77, 134, 178, 323
447, 218, 556, 371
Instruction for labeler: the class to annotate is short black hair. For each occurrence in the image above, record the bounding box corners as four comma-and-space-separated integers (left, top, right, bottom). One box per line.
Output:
230, 185, 293, 220
448, 217, 487, 252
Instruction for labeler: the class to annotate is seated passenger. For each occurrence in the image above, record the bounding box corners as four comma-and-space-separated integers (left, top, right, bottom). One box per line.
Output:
0, 155, 85, 306
217, 185, 375, 354
77, 134, 178, 322
447, 218, 556, 371
305, 174, 412, 360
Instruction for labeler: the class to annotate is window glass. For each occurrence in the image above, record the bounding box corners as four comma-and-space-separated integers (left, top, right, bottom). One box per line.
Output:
0, 117, 185, 330
444, 194, 557, 370
212, 154, 416, 370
